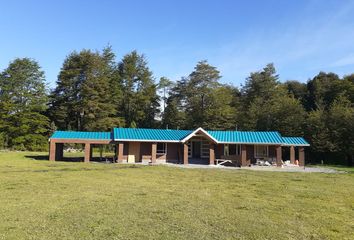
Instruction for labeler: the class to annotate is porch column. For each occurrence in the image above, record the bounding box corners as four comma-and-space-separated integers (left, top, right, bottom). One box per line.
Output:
117, 142, 124, 163
183, 143, 188, 165
209, 143, 215, 165
151, 142, 157, 164
299, 147, 305, 166
290, 146, 295, 164
276, 145, 282, 167
84, 143, 91, 162
241, 144, 247, 167
49, 141, 56, 161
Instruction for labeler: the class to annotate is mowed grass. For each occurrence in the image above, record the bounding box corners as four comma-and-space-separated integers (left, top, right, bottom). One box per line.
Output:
0, 152, 353, 240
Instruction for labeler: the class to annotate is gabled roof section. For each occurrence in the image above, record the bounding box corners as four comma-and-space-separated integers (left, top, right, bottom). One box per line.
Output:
50, 131, 112, 140
207, 130, 284, 145
113, 128, 193, 142
282, 137, 310, 146
181, 127, 219, 143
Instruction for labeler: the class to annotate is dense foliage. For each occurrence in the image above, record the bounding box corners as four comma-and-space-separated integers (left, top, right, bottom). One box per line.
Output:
0, 47, 353, 165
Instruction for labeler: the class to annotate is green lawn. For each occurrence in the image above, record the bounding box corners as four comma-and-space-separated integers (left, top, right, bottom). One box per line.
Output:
0, 152, 353, 240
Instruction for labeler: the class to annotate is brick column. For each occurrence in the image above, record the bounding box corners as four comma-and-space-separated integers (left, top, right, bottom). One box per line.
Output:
290, 146, 295, 164
209, 143, 215, 165
151, 143, 157, 164
84, 143, 91, 162
117, 142, 124, 163
49, 141, 56, 161
183, 143, 188, 165
299, 147, 305, 166
241, 144, 247, 166
276, 145, 282, 167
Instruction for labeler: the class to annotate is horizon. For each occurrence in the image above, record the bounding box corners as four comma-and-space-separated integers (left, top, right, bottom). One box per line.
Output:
1, 0, 354, 88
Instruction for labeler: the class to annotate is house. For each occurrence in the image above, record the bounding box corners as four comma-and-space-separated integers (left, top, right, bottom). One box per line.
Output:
49, 127, 310, 166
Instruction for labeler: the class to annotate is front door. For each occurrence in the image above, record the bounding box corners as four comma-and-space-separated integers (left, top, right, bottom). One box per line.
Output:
192, 141, 201, 158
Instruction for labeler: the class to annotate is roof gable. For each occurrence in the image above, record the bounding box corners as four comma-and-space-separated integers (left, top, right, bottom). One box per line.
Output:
181, 127, 218, 143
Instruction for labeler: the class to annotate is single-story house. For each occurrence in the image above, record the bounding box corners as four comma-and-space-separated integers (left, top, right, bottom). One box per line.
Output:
49, 127, 309, 167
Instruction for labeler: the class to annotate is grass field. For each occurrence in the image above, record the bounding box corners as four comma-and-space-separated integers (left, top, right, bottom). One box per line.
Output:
0, 152, 353, 240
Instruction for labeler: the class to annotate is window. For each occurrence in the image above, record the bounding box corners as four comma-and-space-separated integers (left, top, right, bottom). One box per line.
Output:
157, 142, 167, 154
224, 144, 241, 156
224, 144, 229, 156
254, 145, 268, 158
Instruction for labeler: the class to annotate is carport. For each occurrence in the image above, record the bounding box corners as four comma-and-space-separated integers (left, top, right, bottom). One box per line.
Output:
49, 131, 113, 162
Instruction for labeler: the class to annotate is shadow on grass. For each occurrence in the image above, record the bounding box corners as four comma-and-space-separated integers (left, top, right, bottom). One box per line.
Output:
25, 155, 84, 162
25, 155, 116, 163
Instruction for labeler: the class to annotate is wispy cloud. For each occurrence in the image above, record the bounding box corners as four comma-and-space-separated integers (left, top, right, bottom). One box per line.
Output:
213, 0, 354, 84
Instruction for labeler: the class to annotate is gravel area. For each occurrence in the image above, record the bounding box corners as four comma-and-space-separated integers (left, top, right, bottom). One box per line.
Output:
163, 163, 344, 173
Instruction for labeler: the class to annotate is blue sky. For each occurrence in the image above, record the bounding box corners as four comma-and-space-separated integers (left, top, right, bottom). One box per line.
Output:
1, 0, 354, 88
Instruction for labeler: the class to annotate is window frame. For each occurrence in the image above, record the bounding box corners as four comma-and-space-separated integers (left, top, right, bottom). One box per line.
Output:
156, 142, 167, 155
224, 144, 241, 156
254, 145, 268, 158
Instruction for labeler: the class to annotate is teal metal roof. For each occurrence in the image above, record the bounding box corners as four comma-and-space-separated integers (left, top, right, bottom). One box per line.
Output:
282, 137, 310, 146
50, 128, 309, 146
207, 130, 284, 144
113, 128, 193, 142
50, 131, 111, 140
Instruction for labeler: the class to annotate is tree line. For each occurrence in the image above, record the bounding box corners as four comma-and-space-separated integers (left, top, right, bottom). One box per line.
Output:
0, 46, 353, 165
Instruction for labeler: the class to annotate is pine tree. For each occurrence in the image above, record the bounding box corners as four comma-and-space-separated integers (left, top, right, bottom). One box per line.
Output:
0, 58, 49, 150
49, 48, 124, 131
118, 51, 159, 128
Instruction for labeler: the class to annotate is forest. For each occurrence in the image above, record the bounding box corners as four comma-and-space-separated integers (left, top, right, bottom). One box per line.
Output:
0, 46, 353, 165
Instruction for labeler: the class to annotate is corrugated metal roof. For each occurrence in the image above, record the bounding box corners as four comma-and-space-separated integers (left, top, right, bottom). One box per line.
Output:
282, 137, 310, 146
50, 128, 310, 146
113, 128, 193, 142
50, 131, 111, 140
207, 130, 284, 144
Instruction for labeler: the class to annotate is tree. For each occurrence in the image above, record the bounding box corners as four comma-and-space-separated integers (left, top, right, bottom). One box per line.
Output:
163, 61, 240, 130
241, 63, 280, 105
283, 80, 307, 107
0, 58, 49, 150
162, 78, 188, 129
306, 72, 342, 111
203, 85, 238, 130
157, 77, 174, 114
185, 60, 222, 128
118, 51, 159, 128
305, 109, 335, 162
327, 95, 354, 165
49, 47, 124, 131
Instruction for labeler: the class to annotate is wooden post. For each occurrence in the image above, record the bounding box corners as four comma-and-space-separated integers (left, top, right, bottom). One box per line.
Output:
49, 141, 56, 161
209, 143, 215, 165
99, 145, 103, 161
151, 143, 157, 164
84, 143, 91, 162
290, 146, 295, 164
276, 145, 282, 167
183, 143, 188, 165
299, 147, 305, 166
241, 144, 247, 166
117, 142, 124, 163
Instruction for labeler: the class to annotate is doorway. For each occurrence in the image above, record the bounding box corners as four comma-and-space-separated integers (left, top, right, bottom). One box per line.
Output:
192, 141, 201, 158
